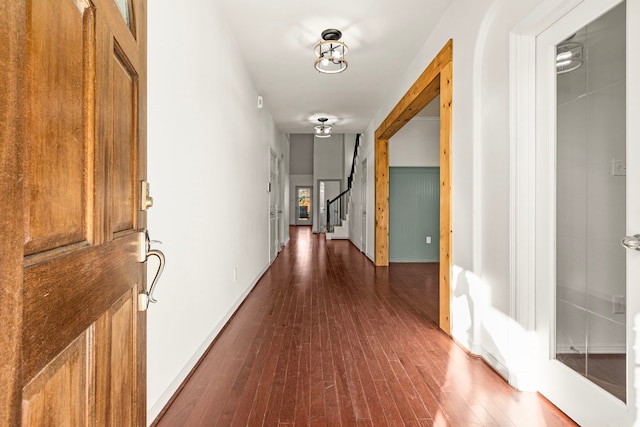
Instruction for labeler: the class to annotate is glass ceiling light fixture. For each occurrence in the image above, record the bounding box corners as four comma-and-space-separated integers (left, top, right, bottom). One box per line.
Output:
314, 117, 332, 138
314, 29, 348, 74
556, 38, 584, 74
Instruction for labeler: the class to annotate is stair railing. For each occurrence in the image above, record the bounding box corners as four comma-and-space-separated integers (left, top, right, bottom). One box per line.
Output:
326, 133, 361, 233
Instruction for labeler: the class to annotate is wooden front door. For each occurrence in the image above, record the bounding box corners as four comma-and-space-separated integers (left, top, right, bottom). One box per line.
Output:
0, 0, 148, 424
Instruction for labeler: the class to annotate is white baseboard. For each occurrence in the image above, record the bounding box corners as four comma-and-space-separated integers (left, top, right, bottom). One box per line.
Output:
147, 264, 269, 425
482, 349, 510, 381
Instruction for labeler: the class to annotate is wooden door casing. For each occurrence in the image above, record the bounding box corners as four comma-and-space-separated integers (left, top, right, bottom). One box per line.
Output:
374, 40, 452, 334
0, 0, 147, 424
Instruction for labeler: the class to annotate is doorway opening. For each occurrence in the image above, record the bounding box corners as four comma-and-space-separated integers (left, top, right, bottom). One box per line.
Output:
374, 40, 453, 334
295, 186, 313, 226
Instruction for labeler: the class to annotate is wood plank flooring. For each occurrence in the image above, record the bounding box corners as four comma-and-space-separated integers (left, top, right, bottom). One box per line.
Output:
153, 226, 577, 427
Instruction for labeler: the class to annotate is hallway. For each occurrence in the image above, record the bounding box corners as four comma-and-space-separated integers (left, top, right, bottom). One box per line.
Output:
153, 226, 576, 426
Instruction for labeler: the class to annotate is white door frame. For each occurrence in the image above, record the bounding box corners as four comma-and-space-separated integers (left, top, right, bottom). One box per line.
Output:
510, 1, 585, 392
269, 149, 278, 262
511, 0, 638, 425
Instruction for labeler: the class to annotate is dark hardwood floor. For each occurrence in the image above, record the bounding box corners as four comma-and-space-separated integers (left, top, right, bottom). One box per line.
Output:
153, 226, 577, 426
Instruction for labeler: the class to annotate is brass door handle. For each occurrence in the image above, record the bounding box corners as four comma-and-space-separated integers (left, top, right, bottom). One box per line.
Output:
144, 249, 165, 305
138, 231, 165, 311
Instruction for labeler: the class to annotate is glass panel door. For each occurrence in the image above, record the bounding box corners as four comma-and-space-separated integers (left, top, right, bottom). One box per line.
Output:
296, 187, 312, 225
555, 1, 626, 402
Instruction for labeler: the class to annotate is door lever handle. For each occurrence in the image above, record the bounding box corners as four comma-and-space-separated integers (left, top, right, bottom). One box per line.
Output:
142, 249, 165, 308
138, 231, 166, 311
621, 234, 640, 251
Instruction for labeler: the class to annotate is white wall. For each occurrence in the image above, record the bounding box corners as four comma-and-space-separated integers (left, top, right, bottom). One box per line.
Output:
351, 140, 375, 260
289, 134, 314, 175
344, 133, 357, 188
351, 0, 546, 384
389, 118, 440, 167
147, 1, 288, 422
347, 153, 368, 256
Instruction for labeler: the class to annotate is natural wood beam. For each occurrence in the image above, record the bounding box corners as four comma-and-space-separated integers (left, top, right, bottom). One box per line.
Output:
375, 39, 452, 141
374, 139, 389, 266
439, 61, 453, 335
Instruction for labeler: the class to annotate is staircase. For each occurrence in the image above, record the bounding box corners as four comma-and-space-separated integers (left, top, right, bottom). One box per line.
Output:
326, 213, 350, 240
326, 134, 361, 240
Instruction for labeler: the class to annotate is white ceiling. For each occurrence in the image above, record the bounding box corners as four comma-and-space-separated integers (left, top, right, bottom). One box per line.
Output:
214, 0, 451, 134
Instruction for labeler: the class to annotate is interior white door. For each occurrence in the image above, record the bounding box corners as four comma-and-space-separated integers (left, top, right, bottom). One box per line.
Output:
269, 150, 277, 262
318, 181, 325, 232
535, 1, 639, 425
276, 156, 282, 252
361, 158, 367, 252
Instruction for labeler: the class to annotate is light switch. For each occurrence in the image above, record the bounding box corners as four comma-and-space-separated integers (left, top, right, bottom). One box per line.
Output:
611, 159, 626, 176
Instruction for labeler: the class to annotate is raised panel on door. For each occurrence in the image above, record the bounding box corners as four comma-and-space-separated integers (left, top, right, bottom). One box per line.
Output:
110, 47, 138, 235
21, 331, 91, 426
95, 291, 137, 426
22, 237, 140, 381
23, 0, 95, 257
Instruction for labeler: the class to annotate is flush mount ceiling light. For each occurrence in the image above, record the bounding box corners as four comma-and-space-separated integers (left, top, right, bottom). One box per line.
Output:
556, 40, 583, 74
314, 29, 348, 74
314, 117, 332, 138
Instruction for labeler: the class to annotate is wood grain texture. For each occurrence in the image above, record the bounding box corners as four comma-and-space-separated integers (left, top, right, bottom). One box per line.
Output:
95, 291, 137, 426
374, 40, 452, 141
22, 232, 140, 382
110, 48, 138, 234
153, 226, 578, 427
373, 40, 453, 334
439, 61, 452, 335
132, 1, 148, 422
22, 331, 90, 426
0, 2, 26, 425
24, 0, 91, 255
374, 138, 389, 266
